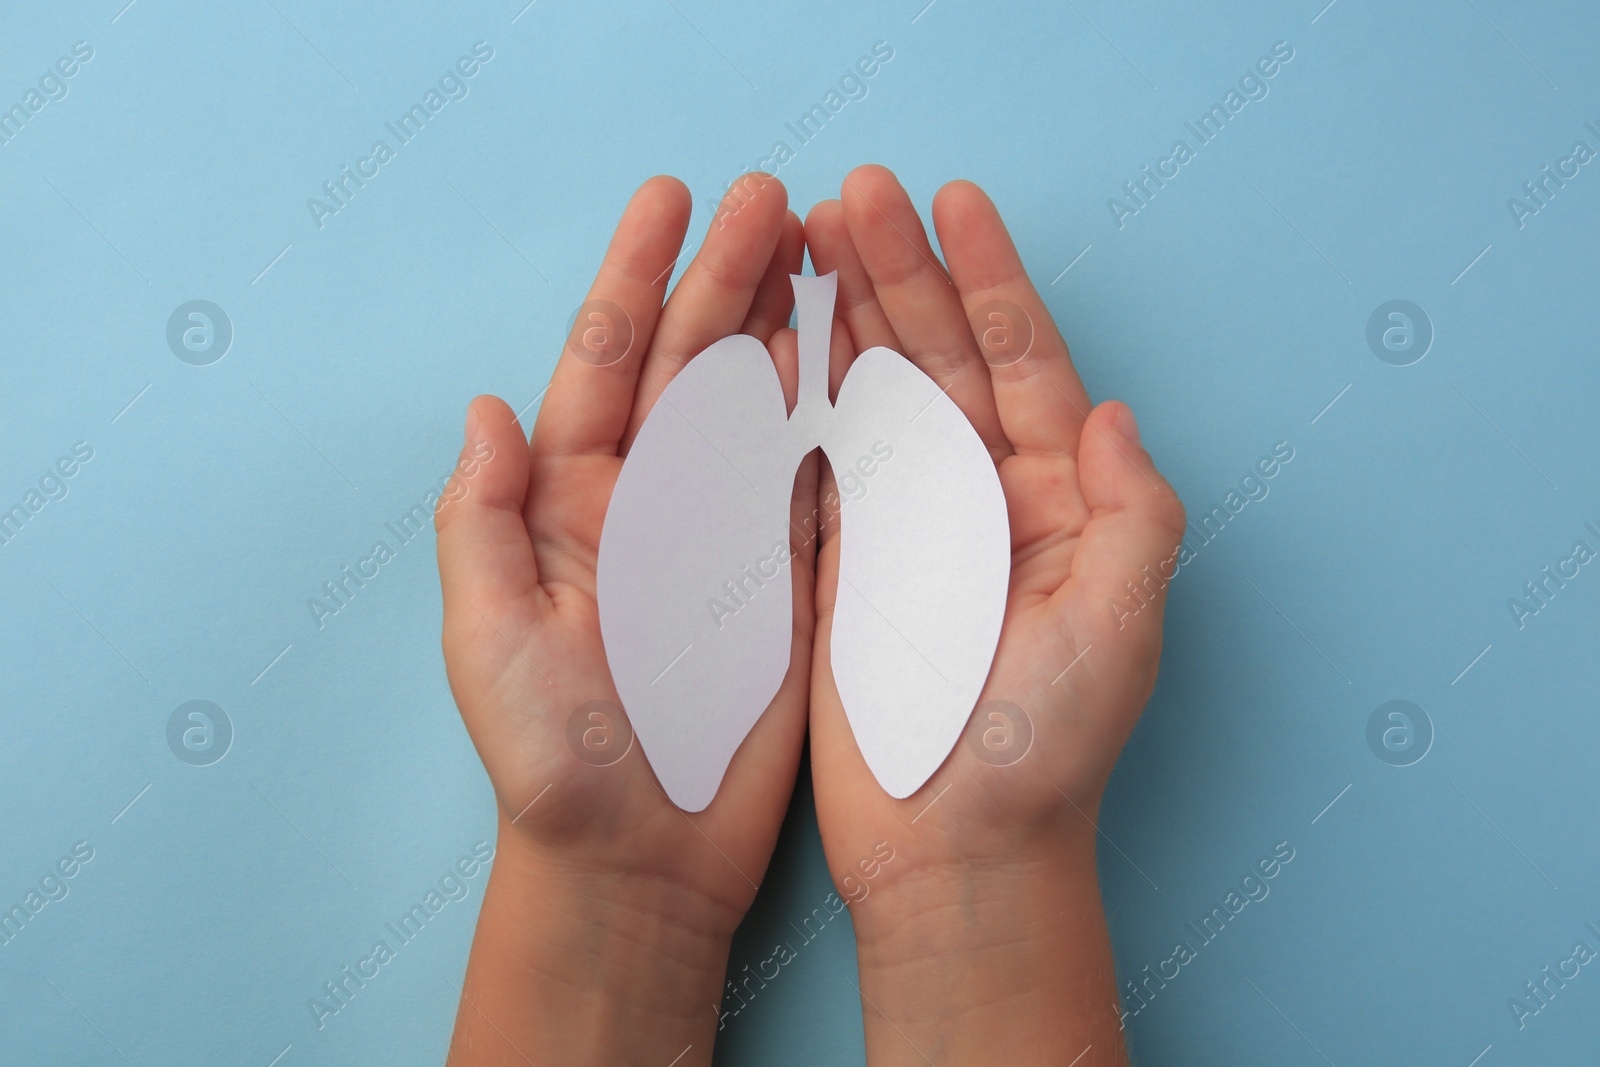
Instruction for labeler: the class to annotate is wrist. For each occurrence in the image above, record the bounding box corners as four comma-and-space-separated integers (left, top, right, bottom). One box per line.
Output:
497, 814, 738, 953
495, 810, 746, 943
850, 815, 1097, 966
448, 818, 734, 1066
848, 820, 1128, 1066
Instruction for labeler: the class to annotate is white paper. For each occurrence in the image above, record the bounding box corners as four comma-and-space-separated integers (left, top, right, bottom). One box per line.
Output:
597, 273, 1009, 810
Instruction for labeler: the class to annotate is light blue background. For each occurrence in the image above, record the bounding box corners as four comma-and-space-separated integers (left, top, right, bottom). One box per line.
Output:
2, 0, 1597, 1063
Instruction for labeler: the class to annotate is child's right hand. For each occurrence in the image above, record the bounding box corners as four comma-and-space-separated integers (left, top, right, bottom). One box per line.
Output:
434, 173, 815, 1067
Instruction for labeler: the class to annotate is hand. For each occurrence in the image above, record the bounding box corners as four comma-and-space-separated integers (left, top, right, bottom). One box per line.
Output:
805, 166, 1186, 1064
434, 172, 815, 1066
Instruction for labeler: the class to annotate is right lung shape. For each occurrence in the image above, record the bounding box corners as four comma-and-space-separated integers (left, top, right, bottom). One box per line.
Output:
597, 273, 1010, 811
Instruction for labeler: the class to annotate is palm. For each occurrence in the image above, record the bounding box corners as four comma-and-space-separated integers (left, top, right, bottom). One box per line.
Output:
803, 168, 1185, 886
435, 174, 815, 919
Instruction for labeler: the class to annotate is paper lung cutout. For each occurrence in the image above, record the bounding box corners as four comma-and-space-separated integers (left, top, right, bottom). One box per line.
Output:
597, 273, 1009, 811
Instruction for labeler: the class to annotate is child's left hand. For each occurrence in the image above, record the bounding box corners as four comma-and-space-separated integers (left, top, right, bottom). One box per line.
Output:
804, 166, 1187, 1065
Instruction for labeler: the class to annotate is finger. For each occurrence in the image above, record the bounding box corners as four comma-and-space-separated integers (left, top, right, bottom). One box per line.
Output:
531, 176, 691, 459
625, 173, 789, 447
803, 198, 901, 357
437, 396, 545, 644
740, 211, 805, 342
840, 164, 1009, 457
1059, 402, 1186, 649
934, 180, 1094, 459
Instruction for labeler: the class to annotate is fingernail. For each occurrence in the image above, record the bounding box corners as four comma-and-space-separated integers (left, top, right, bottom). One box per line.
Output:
1113, 403, 1140, 445
464, 402, 481, 446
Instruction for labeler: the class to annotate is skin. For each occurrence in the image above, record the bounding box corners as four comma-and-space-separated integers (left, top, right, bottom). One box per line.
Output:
436, 166, 1185, 1065
805, 166, 1185, 1065
435, 173, 816, 1066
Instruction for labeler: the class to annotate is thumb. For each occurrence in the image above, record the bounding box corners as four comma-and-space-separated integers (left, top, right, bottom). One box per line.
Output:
435, 396, 544, 643
1063, 401, 1187, 648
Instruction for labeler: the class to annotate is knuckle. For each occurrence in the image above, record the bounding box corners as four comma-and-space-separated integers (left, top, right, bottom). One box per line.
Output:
1149, 488, 1187, 541
694, 245, 766, 291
